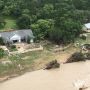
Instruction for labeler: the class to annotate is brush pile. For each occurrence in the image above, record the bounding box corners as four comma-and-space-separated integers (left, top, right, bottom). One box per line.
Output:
44, 60, 60, 70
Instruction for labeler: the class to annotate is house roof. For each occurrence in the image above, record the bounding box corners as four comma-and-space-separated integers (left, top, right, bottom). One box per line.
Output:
85, 23, 90, 29
0, 29, 34, 42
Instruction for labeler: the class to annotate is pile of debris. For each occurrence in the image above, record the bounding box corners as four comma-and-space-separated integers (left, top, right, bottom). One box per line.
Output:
83, 44, 90, 50
44, 60, 60, 70
66, 52, 85, 63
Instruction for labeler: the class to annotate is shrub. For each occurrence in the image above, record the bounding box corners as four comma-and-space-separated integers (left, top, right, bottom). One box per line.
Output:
66, 52, 85, 63
10, 45, 17, 51
0, 48, 5, 58
44, 60, 60, 70
85, 53, 90, 60
0, 37, 4, 45
17, 14, 31, 29
11, 45, 16, 49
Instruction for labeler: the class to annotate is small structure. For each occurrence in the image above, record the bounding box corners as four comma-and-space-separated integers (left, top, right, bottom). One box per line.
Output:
83, 23, 90, 32
0, 29, 34, 44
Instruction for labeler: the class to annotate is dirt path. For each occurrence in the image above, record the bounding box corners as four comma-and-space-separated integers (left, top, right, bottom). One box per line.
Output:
0, 60, 90, 90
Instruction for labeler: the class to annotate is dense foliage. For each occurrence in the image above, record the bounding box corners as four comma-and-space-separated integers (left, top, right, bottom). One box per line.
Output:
0, 0, 90, 44
0, 17, 6, 29
0, 48, 5, 58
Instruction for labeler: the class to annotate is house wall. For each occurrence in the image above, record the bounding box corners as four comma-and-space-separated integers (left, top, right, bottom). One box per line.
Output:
30, 39, 34, 43
10, 34, 21, 43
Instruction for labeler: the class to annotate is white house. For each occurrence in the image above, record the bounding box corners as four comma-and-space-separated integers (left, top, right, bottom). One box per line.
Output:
0, 29, 34, 44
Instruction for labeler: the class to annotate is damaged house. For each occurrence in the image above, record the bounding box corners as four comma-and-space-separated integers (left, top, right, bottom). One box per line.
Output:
0, 29, 34, 44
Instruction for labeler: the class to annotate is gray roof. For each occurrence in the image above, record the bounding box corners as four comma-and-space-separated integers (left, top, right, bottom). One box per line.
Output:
0, 29, 34, 42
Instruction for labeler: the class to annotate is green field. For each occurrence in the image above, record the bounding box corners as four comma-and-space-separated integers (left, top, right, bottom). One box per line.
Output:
0, 17, 18, 31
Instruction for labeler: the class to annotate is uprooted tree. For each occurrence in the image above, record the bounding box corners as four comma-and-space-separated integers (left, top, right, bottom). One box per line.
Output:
44, 60, 60, 70
66, 52, 85, 63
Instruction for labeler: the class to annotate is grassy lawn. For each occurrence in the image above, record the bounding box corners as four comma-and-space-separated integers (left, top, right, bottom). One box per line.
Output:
0, 17, 18, 31
0, 40, 80, 79
0, 43, 78, 79
4, 18, 17, 29
0, 50, 53, 77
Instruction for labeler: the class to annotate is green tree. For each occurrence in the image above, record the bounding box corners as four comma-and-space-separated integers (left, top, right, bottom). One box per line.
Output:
10, 7, 22, 17
0, 0, 89, 44
41, 4, 54, 19
22, 9, 30, 15
49, 19, 82, 44
2, 6, 11, 16
0, 0, 4, 10
17, 14, 31, 29
31, 19, 54, 40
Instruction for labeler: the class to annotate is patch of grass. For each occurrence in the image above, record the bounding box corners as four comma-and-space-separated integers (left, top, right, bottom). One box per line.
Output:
0, 48, 54, 77
4, 18, 17, 29
0, 51, 42, 76
8, 45, 17, 52
0, 17, 18, 31
0, 44, 77, 78
44, 43, 54, 51
0, 63, 18, 76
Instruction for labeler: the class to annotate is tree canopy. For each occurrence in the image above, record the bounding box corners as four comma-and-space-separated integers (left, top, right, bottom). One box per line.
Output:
0, 0, 90, 44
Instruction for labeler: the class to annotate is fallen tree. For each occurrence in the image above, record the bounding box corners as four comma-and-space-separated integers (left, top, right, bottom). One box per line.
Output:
66, 52, 85, 63
44, 60, 60, 70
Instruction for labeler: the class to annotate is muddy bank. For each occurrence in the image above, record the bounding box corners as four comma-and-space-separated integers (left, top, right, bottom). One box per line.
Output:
0, 60, 90, 90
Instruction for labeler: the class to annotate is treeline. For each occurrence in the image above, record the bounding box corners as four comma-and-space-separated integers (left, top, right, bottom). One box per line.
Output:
0, 0, 90, 44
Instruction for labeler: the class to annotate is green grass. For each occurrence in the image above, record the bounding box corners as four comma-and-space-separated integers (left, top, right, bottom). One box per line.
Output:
0, 17, 18, 31
4, 18, 17, 29
0, 51, 42, 77
0, 48, 54, 77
